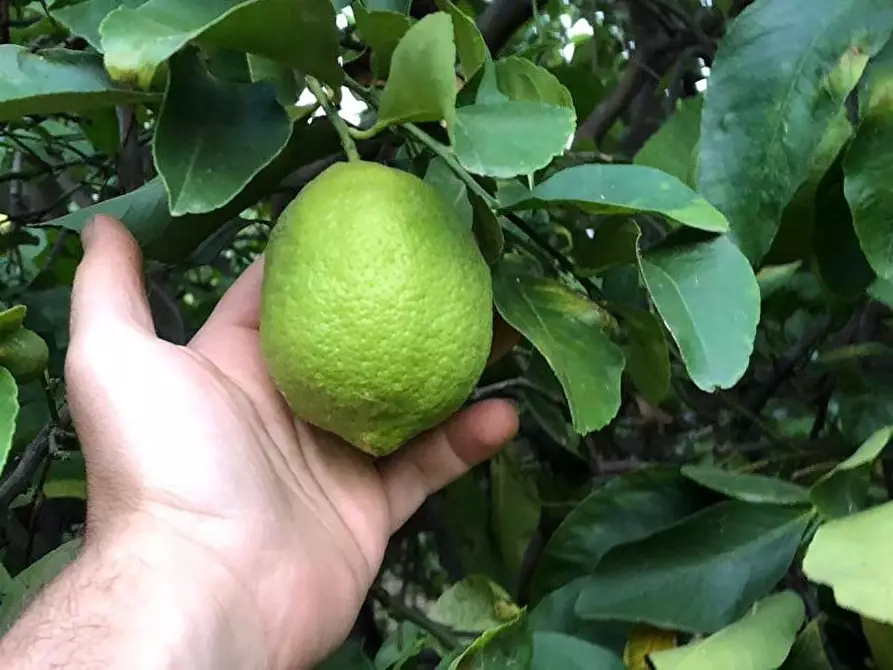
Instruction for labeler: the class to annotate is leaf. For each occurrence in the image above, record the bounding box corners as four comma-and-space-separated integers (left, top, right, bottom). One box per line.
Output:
451, 101, 575, 178
696, 0, 893, 263
374, 622, 426, 670
52, 0, 147, 50
810, 425, 893, 518
430, 575, 521, 633
529, 468, 707, 604
648, 591, 805, 670
0, 45, 157, 121
42, 118, 333, 263
845, 40, 893, 280
803, 500, 893, 623
618, 306, 671, 404
435, 0, 486, 81
247, 55, 300, 107
425, 156, 473, 228
681, 465, 810, 505
814, 155, 875, 297
638, 232, 760, 392
354, 4, 413, 79
0, 305, 27, 336
863, 618, 893, 670
153, 49, 292, 216
781, 619, 833, 670
469, 191, 505, 265
494, 56, 574, 109
757, 261, 803, 300
99, 0, 341, 90
490, 451, 541, 577
0, 538, 83, 632
635, 96, 702, 188
573, 218, 640, 275
492, 257, 624, 434
0, 368, 18, 475
317, 640, 376, 669
531, 631, 624, 670
450, 613, 533, 670
502, 165, 729, 233
575, 501, 811, 633
377, 13, 457, 127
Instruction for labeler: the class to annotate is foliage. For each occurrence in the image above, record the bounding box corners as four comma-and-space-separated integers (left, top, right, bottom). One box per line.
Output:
2, 0, 893, 667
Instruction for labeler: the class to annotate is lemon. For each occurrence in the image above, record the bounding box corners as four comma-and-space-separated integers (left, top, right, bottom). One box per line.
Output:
259, 161, 493, 456
0, 327, 49, 382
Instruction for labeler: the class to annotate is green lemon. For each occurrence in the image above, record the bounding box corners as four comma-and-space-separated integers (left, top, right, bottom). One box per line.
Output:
259, 161, 493, 456
0, 327, 49, 382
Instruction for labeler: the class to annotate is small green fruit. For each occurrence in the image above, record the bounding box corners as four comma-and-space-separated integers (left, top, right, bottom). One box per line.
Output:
260, 161, 493, 456
0, 327, 49, 382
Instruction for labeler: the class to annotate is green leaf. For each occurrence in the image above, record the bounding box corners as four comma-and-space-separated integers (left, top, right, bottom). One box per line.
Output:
803, 500, 893, 623
494, 56, 574, 109
531, 632, 624, 670
435, 0, 487, 81
696, 0, 893, 263
317, 640, 376, 669
42, 118, 332, 262
425, 156, 473, 228
247, 55, 300, 107
530, 468, 706, 605
490, 451, 541, 577
430, 575, 521, 632
845, 41, 893, 280
0, 368, 18, 475
618, 306, 671, 404
810, 425, 893, 518
0, 46, 157, 121
377, 13, 457, 127
374, 622, 426, 670
681, 465, 810, 505
451, 101, 575, 178
638, 232, 760, 392
863, 618, 893, 670
99, 0, 341, 90
53, 0, 147, 51
153, 49, 292, 216
814, 155, 875, 297
0, 539, 83, 632
0, 306, 27, 336
450, 613, 533, 670
572, 218, 640, 276
781, 619, 833, 670
575, 501, 810, 633
492, 257, 624, 434
503, 165, 729, 233
648, 591, 805, 670
756, 261, 803, 300
469, 191, 505, 265
354, 4, 413, 79
635, 96, 702, 188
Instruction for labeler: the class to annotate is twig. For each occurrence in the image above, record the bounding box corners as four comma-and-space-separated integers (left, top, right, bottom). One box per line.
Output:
370, 585, 462, 650
472, 377, 564, 404
0, 407, 70, 510
306, 75, 361, 162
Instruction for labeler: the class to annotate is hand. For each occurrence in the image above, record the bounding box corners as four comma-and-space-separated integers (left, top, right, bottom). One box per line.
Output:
44, 215, 518, 668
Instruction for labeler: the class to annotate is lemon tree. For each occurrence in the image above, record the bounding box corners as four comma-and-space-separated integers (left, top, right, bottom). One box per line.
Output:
3, 0, 893, 668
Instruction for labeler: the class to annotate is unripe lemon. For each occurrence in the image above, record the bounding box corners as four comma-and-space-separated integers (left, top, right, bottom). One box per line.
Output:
0, 327, 49, 382
259, 161, 493, 456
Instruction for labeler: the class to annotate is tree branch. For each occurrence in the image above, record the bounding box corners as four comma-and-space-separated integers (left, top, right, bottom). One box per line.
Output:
0, 408, 70, 511
476, 0, 546, 54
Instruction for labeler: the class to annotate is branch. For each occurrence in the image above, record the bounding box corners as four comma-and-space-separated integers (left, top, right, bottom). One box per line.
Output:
476, 0, 546, 54
370, 585, 463, 650
0, 407, 70, 510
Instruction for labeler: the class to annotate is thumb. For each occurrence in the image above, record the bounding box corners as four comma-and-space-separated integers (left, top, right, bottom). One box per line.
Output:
69, 215, 155, 343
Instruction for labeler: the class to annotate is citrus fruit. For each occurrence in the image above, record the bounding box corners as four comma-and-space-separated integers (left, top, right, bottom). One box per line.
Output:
259, 160, 493, 456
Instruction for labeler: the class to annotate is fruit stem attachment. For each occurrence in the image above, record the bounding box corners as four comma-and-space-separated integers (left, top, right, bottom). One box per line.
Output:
306, 75, 361, 162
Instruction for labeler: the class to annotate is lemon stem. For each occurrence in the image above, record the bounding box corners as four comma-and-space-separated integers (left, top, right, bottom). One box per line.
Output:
306, 75, 361, 162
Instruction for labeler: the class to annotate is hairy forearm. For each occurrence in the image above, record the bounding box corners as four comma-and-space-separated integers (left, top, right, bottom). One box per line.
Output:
0, 532, 271, 670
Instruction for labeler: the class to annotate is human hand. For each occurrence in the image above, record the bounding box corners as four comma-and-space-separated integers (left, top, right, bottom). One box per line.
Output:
61, 215, 519, 668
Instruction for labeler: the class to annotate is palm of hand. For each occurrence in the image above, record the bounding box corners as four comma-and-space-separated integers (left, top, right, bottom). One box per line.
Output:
65, 216, 517, 666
